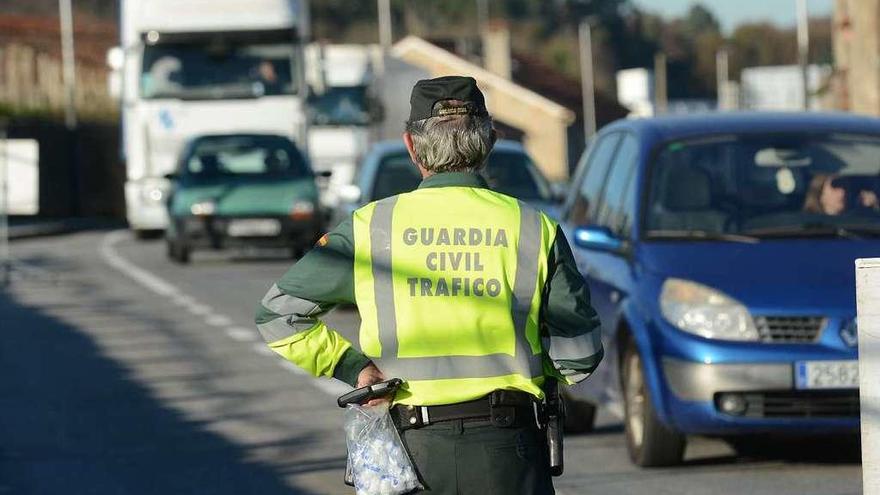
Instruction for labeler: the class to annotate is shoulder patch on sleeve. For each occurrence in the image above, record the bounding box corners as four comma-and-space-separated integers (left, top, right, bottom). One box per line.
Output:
316, 233, 329, 247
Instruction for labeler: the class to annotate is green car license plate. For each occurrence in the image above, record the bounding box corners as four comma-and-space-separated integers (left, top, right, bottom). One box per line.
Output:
227, 219, 281, 237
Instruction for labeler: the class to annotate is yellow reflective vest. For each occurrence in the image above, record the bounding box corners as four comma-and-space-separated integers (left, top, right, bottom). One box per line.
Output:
352, 186, 558, 405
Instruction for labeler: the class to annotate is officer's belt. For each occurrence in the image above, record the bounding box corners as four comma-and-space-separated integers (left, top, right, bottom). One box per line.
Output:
391, 390, 541, 431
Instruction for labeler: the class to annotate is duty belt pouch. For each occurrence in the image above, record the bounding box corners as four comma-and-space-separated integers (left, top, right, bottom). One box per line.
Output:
489, 392, 518, 428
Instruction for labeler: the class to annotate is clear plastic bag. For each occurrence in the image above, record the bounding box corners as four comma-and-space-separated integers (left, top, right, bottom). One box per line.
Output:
344, 403, 423, 495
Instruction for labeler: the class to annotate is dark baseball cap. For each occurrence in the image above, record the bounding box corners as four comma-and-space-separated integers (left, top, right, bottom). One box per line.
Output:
408, 76, 488, 122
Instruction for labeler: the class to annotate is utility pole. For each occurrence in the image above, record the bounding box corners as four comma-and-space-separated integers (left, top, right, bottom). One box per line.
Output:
796, 0, 810, 110
654, 52, 667, 115
378, 0, 393, 51
59, 0, 77, 130
716, 48, 728, 104
477, 0, 489, 35
0, 122, 8, 287
716, 48, 731, 111
578, 20, 596, 141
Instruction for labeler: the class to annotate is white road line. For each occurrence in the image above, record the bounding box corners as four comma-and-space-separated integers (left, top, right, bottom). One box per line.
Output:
278, 359, 306, 375
278, 360, 347, 395
204, 314, 233, 327
187, 303, 213, 316
171, 295, 197, 307
251, 342, 275, 356
314, 378, 350, 396
100, 231, 181, 298
100, 230, 344, 398
225, 326, 258, 342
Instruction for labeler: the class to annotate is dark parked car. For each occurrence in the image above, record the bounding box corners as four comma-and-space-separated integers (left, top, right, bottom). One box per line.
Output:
165, 134, 325, 263
560, 112, 878, 466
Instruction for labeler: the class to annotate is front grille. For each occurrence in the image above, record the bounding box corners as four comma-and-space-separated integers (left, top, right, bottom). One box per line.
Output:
716, 391, 860, 418
754, 316, 825, 343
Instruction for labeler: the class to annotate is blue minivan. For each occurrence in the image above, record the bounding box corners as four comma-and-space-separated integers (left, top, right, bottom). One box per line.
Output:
561, 113, 878, 467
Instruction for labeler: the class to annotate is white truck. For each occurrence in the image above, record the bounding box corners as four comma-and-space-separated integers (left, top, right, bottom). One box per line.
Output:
304, 44, 382, 209
107, 0, 310, 235
304, 44, 428, 209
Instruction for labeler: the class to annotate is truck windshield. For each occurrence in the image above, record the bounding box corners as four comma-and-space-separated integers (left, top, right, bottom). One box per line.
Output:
644, 133, 880, 239
309, 86, 371, 126
141, 40, 298, 100
182, 136, 309, 179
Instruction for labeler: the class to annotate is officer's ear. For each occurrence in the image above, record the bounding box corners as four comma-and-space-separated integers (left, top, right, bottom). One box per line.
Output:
403, 132, 420, 165
403, 132, 416, 159
404, 132, 431, 178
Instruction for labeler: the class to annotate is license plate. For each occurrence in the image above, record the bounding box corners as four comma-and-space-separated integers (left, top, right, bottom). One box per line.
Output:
227, 219, 281, 237
794, 360, 859, 389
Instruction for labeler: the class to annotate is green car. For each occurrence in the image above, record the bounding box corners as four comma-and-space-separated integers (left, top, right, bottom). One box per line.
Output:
165, 134, 325, 263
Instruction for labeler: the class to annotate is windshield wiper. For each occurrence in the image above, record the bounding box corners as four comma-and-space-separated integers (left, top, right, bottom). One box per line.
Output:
645, 230, 760, 243
743, 223, 880, 240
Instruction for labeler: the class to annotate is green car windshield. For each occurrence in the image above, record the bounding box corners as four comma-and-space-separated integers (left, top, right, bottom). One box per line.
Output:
182, 136, 309, 180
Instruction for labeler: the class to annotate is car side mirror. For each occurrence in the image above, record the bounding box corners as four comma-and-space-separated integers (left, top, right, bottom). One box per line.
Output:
337, 184, 362, 203
316, 170, 332, 178
573, 225, 629, 255
163, 172, 179, 181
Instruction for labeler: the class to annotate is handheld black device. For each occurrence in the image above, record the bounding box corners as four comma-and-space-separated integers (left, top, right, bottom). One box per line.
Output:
336, 378, 404, 408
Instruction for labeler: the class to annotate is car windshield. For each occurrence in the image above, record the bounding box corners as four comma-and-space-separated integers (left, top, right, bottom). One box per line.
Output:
141, 37, 298, 100
370, 149, 553, 202
644, 133, 880, 239
309, 86, 371, 126
183, 136, 309, 179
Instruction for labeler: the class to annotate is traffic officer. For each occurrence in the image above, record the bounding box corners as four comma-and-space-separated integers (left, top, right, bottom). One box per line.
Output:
255, 75, 603, 494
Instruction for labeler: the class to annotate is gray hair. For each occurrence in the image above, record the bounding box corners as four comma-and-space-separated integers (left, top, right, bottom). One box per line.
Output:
405, 100, 496, 173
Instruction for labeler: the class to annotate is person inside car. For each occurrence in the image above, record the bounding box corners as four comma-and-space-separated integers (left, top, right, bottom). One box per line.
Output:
803, 173, 880, 215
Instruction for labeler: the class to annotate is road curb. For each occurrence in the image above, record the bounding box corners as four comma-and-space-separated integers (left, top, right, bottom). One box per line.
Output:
8, 218, 124, 240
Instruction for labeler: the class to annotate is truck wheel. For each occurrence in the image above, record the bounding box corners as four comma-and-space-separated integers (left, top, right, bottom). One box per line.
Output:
622, 342, 686, 467
134, 229, 162, 240
562, 391, 597, 433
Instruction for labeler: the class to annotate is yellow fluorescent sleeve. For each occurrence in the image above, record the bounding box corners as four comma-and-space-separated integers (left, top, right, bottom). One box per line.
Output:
267, 321, 353, 378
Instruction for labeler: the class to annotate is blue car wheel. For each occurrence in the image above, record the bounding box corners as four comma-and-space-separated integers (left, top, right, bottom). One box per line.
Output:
623, 340, 686, 466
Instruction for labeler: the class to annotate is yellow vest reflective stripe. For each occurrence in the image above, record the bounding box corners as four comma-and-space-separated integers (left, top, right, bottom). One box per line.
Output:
353, 187, 557, 405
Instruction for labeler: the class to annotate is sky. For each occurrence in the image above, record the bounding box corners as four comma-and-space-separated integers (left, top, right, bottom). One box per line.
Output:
630, 0, 834, 33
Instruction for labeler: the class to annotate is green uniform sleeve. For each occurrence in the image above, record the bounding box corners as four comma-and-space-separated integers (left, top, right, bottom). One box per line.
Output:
254, 217, 370, 387
542, 226, 604, 384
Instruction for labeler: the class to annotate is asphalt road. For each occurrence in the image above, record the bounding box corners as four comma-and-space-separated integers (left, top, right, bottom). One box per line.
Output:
0, 231, 863, 494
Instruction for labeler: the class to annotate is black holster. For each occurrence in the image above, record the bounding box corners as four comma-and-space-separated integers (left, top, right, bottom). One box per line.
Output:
542, 380, 565, 477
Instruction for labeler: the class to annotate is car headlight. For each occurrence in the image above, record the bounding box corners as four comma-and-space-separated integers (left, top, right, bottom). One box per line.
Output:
659, 278, 758, 341
190, 200, 216, 216
290, 201, 315, 220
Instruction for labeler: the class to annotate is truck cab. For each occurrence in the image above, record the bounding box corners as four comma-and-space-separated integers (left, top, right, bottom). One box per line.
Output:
107, 0, 310, 236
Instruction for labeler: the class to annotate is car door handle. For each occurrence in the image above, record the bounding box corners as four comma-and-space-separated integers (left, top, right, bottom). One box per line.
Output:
610, 290, 621, 304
